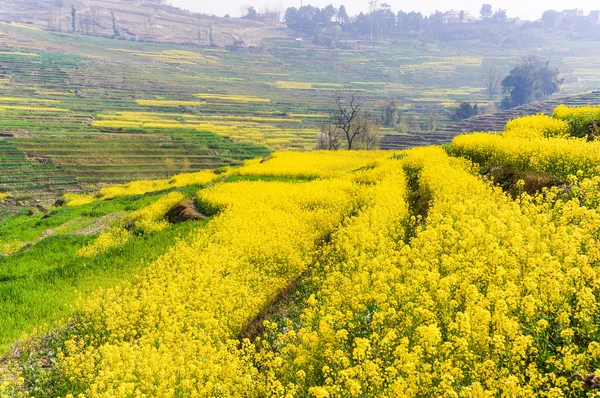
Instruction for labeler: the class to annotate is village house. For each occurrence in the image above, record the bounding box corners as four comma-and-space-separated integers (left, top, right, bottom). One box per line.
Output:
232, 39, 245, 52
442, 10, 475, 24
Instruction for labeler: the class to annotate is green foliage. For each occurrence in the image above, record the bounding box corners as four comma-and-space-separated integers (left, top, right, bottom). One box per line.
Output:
480, 4, 493, 19
501, 56, 564, 109
71, 5, 76, 33
0, 211, 205, 355
111, 11, 119, 37
0, 193, 161, 247
453, 102, 479, 121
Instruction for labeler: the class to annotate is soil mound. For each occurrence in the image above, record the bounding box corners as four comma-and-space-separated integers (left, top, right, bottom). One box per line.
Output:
166, 199, 206, 224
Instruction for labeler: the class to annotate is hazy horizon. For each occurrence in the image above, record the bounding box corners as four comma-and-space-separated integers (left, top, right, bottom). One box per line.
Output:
171, 0, 599, 21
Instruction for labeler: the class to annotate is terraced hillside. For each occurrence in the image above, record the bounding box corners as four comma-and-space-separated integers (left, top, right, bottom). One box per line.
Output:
437, 90, 600, 135
1, 21, 600, 201
380, 90, 600, 149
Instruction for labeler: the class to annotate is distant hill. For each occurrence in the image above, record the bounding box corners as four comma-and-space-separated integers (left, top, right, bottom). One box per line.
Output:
380, 90, 600, 150
0, 0, 290, 45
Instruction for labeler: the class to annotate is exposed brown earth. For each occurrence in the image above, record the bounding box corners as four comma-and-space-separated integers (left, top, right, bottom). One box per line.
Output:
165, 199, 205, 224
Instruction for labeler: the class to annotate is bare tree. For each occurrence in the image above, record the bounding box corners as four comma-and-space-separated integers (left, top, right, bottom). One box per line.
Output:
144, 18, 150, 39
329, 88, 381, 150
164, 158, 191, 178
240, 4, 251, 17
49, 10, 55, 30
316, 123, 342, 150
57, 0, 64, 32
333, 88, 363, 150
423, 110, 439, 132
71, 5, 76, 33
375, 98, 399, 127
260, 3, 282, 20
355, 117, 381, 150
368, 0, 378, 43
111, 11, 119, 37
482, 59, 502, 101
273, 1, 285, 21
181, 158, 192, 174
91, 8, 99, 36
520, 54, 541, 70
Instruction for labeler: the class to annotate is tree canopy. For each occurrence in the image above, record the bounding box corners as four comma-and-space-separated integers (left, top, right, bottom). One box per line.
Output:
501, 56, 563, 109
454, 102, 480, 121
480, 4, 493, 19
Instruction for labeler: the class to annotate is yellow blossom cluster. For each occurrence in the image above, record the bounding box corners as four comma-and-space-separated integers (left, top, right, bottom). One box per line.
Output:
94, 112, 302, 125
239, 151, 390, 179
6, 145, 600, 396
113, 49, 219, 65
181, 74, 244, 83
0, 105, 68, 112
257, 147, 600, 396
450, 105, 600, 180
127, 191, 185, 233
553, 105, 600, 137
77, 192, 187, 259
76, 227, 130, 258
0, 97, 59, 103
504, 114, 569, 138
34, 90, 75, 97
135, 99, 204, 107
275, 81, 343, 90
450, 133, 600, 180
0, 193, 10, 200
63, 193, 96, 207
98, 170, 223, 199
0, 50, 39, 56
41, 168, 364, 396
91, 112, 316, 150
553, 104, 600, 120
193, 93, 271, 103
0, 240, 26, 256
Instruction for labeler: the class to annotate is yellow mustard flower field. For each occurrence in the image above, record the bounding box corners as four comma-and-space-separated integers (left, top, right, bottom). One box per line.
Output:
3, 105, 600, 397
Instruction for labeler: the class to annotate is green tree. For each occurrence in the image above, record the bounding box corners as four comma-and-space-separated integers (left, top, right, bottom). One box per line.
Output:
539, 61, 564, 99
454, 102, 480, 121
209, 26, 215, 47
542, 10, 560, 27
71, 5, 76, 32
111, 11, 120, 36
501, 56, 562, 109
375, 98, 399, 127
244, 6, 258, 20
493, 9, 507, 23
480, 4, 493, 19
501, 56, 541, 109
337, 5, 349, 24
324, 4, 337, 22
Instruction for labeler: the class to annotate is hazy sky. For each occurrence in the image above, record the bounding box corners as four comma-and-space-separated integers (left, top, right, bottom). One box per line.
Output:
172, 0, 599, 20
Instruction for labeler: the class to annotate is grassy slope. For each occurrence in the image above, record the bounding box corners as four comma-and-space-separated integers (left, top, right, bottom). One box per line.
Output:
0, 186, 205, 355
